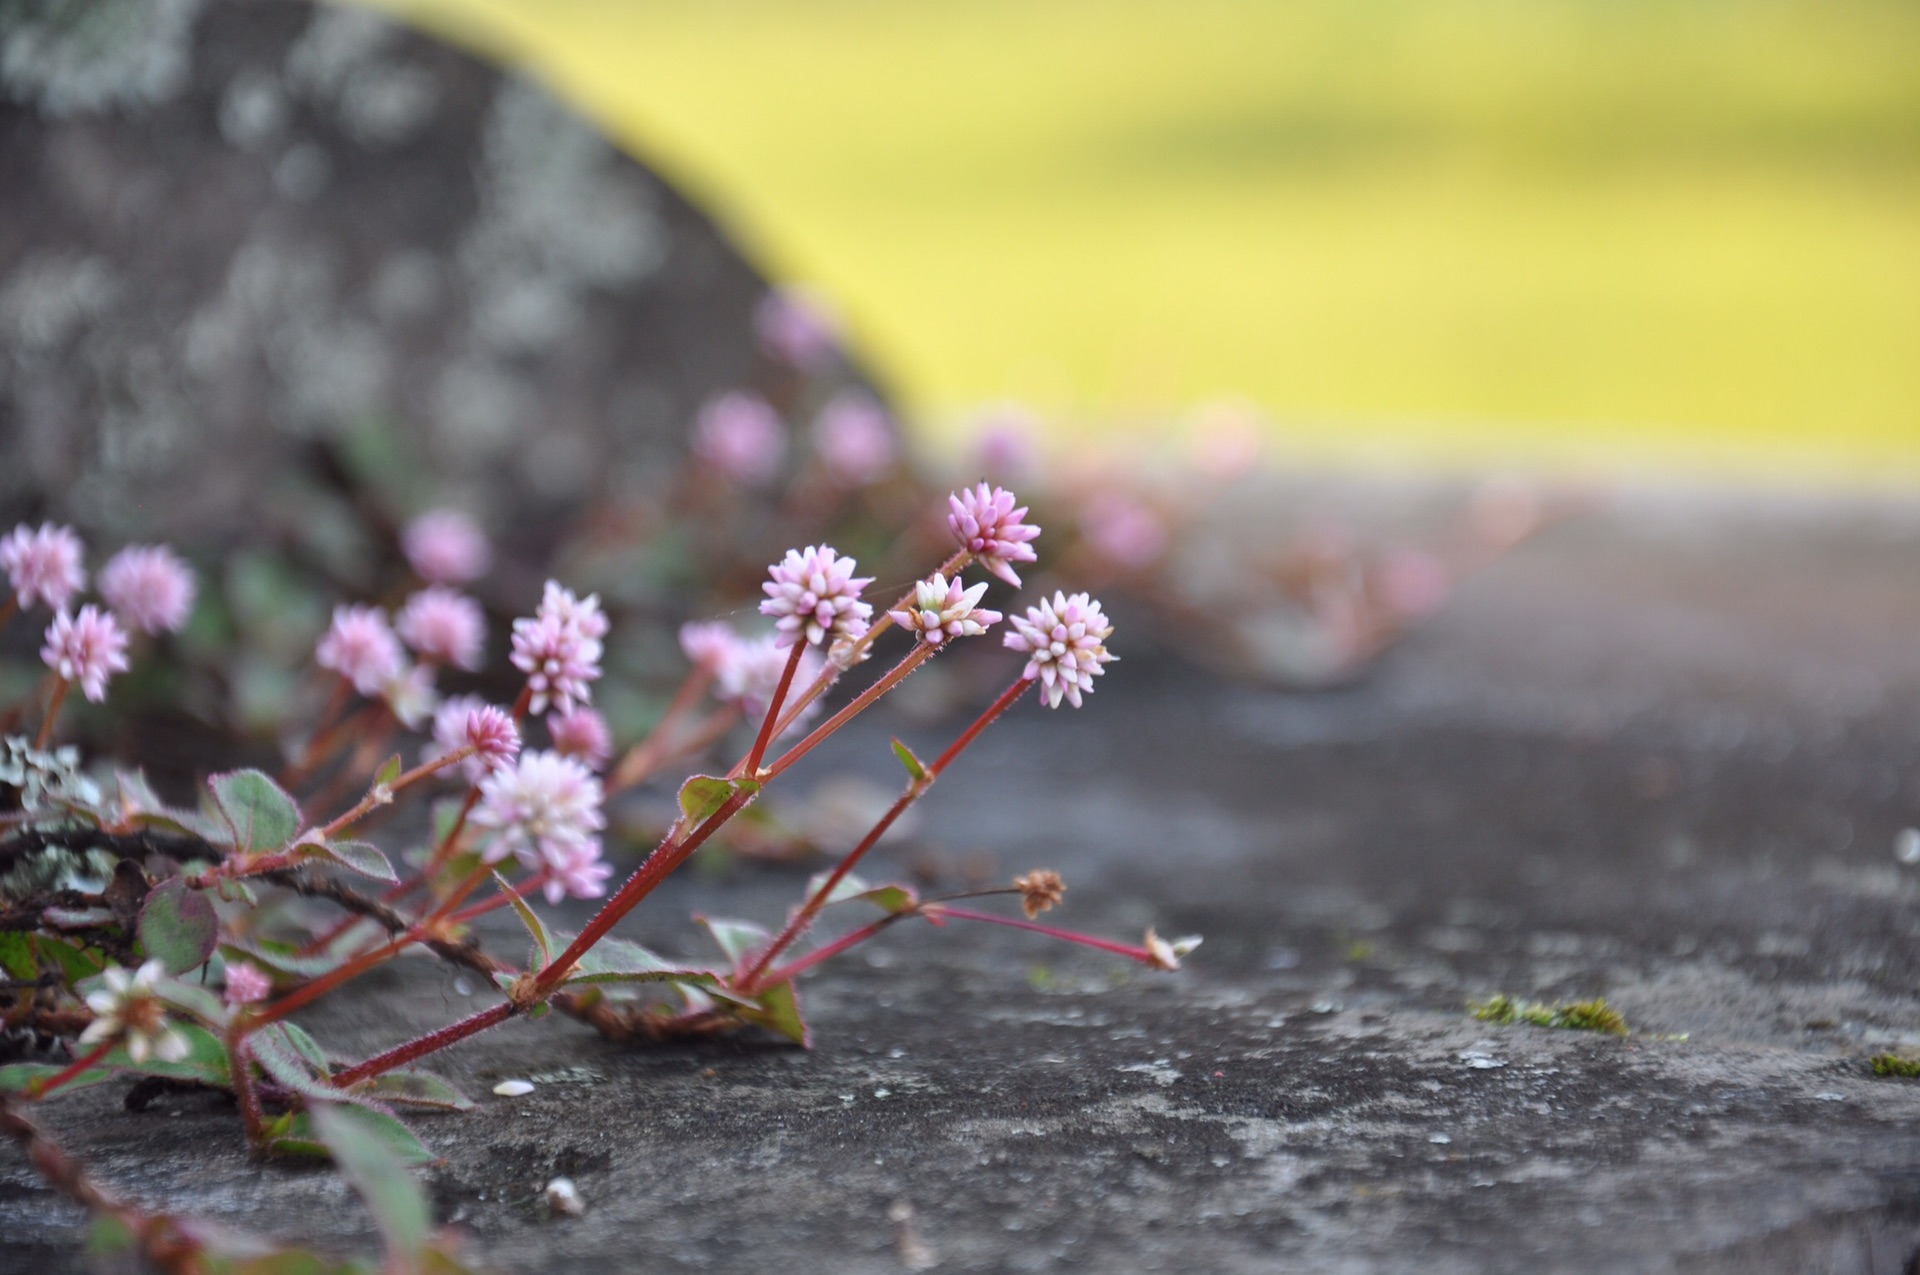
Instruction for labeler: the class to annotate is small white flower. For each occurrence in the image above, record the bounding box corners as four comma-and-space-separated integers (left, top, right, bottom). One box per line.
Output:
1002, 591, 1117, 709
80, 961, 190, 1064
760, 545, 873, 648
887, 574, 1002, 647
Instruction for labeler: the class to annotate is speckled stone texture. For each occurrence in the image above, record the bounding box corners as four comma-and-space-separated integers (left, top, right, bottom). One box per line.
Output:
0, 0, 771, 542
5, 485, 1920, 1273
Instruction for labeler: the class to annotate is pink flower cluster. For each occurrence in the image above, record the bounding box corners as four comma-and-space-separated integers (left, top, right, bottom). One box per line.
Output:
41, 605, 130, 702
509, 581, 607, 715
99, 545, 196, 634
1003, 591, 1116, 709
473, 750, 611, 903
547, 705, 613, 770
760, 545, 872, 649
692, 392, 787, 488
948, 484, 1042, 587
316, 605, 405, 698
888, 574, 1001, 647
2, 523, 86, 613
425, 696, 521, 785
397, 586, 485, 671
679, 621, 824, 723
813, 390, 897, 486
402, 510, 492, 585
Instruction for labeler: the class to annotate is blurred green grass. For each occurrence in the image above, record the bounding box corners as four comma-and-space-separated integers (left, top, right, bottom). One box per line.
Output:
380, 0, 1920, 481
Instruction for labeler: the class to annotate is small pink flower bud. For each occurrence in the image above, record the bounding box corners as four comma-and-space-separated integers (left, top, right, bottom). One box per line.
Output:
888, 573, 1001, 647
98, 544, 196, 634
1, 522, 86, 613
692, 392, 787, 488
813, 390, 897, 486
41, 605, 130, 702
509, 582, 605, 715
396, 586, 486, 671
402, 510, 493, 584
753, 285, 840, 371
547, 705, 612, 770
543, 837, 612, 904
948, 483, 1041, 588
316, 605, 404, 698
223, 961, 272, 1006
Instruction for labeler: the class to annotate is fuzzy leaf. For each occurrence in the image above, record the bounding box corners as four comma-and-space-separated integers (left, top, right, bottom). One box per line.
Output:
699, 916, 770, 969
138, 879, 219, 975
375, 754, 404, 789
250, 1025, 335, 1100
153, 975, 227, 1028
496, 871, 553, 968
311, 1101, 435, 1256
678, 773, 757, 825
739, 980, 811, 1047
348, 1070, 475, 1112
302, 839, 398, 883
890, 737, 929, 782
0, 1062, 114, 1095
560, 934, 725, 989
209, 769, 301, 853
226, 939, 349, 980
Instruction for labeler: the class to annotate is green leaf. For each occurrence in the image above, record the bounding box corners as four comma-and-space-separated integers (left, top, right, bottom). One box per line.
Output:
210, 770, 301, 853
103, 1023, 231, 1087
138, 879, 219, 975
375, 754, 403, 789
495, 871, 553, 968
85, 1214, 138, 1259
37, 935, 107, 982
0, 932, 35, 982
560, 934, 726, 989
890, 737, 930, 782
853, 884, 920, 916
300, 839, 398, 883
276, 1021, 335, 1075
311, 1102, 435, 1259
678, 773, 757, 825
699, 917, 770, 968
153, 977, 227, 1029
225, 939, 348, 981
250, 1024, 335, 1099
348, 1070, 475, 1112
739, 980, 811, 1047
0, 1062, 114, 1095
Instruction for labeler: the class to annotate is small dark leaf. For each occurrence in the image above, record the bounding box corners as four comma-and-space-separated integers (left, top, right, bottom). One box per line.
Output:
0, 933, 35, 982
138, 879, 218, 975
209, 769, 302, 852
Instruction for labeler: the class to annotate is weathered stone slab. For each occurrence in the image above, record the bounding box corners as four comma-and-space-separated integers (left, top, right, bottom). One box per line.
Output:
6, 487, 1920, 1272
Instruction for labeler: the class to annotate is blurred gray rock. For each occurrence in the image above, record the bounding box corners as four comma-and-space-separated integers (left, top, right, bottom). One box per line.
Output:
0, 0, 772, 539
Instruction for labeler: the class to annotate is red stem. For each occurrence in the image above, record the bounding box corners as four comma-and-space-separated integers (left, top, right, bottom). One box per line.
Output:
608, 665, 716, 793
744, 639, 808, 777
759, 913, 907, 986
331, 1002, 518, 1088
927, 905, 1157, 963
757, 643, 934, 781
26, 1039, 113, 1100
33, 677, 69, 751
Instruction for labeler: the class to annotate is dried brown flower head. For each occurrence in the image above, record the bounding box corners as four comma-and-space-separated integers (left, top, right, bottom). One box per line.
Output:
1014, 869, 1066, 918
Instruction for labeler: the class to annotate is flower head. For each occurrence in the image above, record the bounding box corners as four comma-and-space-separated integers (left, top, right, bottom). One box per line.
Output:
547, 705, 612, 770
98, 544, 195, 634
543, 837, 612, 904
509, 582, 606, 715
947, 483, 1042, 587
223, 961, 272, 1007
403, 510, 492, 584
316, 605, 404, 698
1, 522, 86, 612
1143, 928, 1202, 972
679, 620, 740, 673
1080, 493, 1168, 570
1014, 869, 1065, 919
813, 390, 897, 486
888, 573, 1001, 647
426, 695, 520, 785
396, 586, 485, 671
692, 392, 787, 487
41, 606, 130, 702
1002, 591, 1116, 709
760, 545, 873, 649
473, 750, 605, 868
754, 285, 840, 371
80, 961, 189, 1064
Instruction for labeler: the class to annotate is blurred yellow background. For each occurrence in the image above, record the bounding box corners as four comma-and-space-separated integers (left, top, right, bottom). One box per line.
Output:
373, 0, 1920, 483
